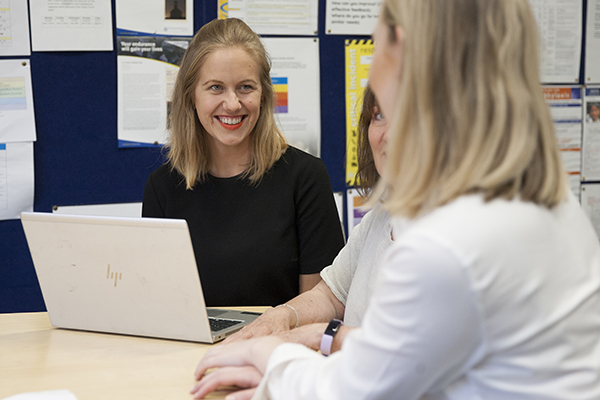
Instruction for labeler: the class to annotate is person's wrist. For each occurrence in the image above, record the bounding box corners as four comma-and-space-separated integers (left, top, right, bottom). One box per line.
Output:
320, 319, 343, 356
276, 304, 299, 329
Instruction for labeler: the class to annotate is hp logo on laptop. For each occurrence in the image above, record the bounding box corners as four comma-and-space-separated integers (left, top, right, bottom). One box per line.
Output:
106, 264, 122, 287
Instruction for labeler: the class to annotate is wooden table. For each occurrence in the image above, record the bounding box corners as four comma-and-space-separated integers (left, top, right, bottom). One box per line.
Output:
0, 308, 267, 399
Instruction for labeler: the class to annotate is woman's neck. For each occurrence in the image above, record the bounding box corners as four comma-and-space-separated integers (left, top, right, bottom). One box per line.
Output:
208, 144, 251, 178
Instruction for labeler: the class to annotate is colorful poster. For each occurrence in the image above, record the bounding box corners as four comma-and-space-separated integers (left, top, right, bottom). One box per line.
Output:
0, 59, 36, 143
345, 39, 373, 184
542, 86, 583, 197
346, 188, 371, 236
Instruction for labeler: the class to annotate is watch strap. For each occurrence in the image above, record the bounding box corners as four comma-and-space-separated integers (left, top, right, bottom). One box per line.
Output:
320, 319, 343, 356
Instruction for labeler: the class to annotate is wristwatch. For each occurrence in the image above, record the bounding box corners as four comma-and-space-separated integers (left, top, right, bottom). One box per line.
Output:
320, 319, 343, 356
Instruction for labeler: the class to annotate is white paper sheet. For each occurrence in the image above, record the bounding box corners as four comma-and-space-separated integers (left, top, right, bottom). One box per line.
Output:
582, 86, 600, 181
580, 183, 600, 239
0, 59, 36, 143
117, 36, 191, 147
263, 38, 321, 156
1, 390, 77, 400
543, 86, 583, 197
29, 0, 113, 52
0, 0, 31, 56
223, 0, 318, 36
325, 0, 382, 35
528, 0, 583, 84
0, 142, 34, 221
116, 0, 193, 36
585, 0, 600, 83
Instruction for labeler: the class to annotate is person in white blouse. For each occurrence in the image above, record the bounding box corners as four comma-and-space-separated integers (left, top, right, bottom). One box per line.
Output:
191, 0, 600, 399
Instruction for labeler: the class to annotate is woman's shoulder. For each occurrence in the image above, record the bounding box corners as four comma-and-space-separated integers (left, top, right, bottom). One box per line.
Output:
147, 163, 185, 187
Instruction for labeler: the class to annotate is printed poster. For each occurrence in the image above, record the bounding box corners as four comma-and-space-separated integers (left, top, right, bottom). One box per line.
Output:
0, 142, 34, 221
326, 0, 382, 35
581, 183, 600, 239
0, 59, 36, 143
542, 86, 583, 198
582, 86, 600, 180
117, 0, 193, 36
585, 0, 600, 83
0, 0, 31, 56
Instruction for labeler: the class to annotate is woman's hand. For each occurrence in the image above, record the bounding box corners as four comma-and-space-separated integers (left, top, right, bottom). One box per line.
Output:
276, 323, 327, 351
222, 305, 296, 344
191, 336, 284, 399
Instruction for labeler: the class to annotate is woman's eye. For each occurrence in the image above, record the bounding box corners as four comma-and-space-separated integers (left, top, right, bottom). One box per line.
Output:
374, 111, 385, 121
210, 84, 222, 91
240, 84, 253, 91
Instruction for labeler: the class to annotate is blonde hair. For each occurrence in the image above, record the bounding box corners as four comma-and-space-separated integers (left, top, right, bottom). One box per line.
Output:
167, 18, 287, 189
376, 0, 566, 218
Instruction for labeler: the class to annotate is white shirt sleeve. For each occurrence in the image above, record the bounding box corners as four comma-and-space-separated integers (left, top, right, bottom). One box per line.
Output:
252, 236, 486, 400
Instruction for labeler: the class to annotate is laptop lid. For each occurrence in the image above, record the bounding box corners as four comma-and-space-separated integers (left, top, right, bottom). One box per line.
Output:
20, 212, 259, 343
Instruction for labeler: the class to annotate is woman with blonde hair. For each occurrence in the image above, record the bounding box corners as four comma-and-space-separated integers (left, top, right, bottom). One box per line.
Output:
190, 1, 600, 399
142, 18, 345, 307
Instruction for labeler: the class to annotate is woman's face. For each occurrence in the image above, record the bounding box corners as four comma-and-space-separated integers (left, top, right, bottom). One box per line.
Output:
194, 47, 262, 155
369, 105, 389, 175
369, 18, 403, 122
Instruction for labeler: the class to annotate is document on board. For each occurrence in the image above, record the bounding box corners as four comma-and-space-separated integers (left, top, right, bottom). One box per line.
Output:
346, 188, 370, 236
325, 0, 382, 35
219, 0, 318, 36
581, 183, 600, 239
117, 36, 191, 147
0, 142, 34, 221
528, 0, 582, 84
116, 0, 193, 36
345, 39, 373, 184
263, 38, 321, 157
0, 0, 31, 56
585, 0, 600, 83
0, 60, 36, 143
582, 86, 600, 181
542, 86, 583, 198
29, 0, 113, 51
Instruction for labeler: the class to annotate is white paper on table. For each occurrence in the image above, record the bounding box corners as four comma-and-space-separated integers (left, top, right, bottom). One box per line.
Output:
225, 0, 318, 36
1, 390, 77, 400
263, 38, 321, 156
325, 0, 382, 35
116, 0, 193, 36
585, 0, 600, 83
528, 0, 583, 84
0, 59, 36, 143
582, 86, 600, 181
581, 183, 600, 240
0, 0, 31, 56
29, 0, 113, 52
0, 142, 34, 221
117, 36, 191, 147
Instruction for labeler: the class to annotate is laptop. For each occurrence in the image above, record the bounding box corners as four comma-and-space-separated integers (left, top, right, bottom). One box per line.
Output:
20, 212, 261, 343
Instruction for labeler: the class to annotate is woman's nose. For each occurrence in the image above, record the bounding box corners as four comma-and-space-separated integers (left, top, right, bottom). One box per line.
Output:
223, 90, 241, 111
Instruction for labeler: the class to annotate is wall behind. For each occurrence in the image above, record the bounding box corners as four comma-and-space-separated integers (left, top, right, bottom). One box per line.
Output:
0, 1, 352, 312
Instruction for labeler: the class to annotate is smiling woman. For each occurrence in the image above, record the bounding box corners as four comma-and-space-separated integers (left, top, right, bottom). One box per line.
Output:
141, 18, 345, 307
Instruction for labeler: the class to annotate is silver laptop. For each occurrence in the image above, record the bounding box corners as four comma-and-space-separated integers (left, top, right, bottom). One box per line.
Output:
20, 212, 260, 343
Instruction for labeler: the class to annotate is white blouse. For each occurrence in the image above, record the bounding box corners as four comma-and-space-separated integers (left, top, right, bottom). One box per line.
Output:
252, 192, 600, 400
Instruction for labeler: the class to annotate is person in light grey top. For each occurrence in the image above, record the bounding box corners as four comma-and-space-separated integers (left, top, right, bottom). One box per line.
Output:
221, 85, 392, 349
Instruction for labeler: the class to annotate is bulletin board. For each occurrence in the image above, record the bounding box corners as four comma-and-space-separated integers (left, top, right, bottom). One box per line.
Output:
0, 0, 593, 313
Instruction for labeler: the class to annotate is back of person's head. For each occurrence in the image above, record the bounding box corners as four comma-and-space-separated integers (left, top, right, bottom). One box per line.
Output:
378, 0, 566, 218
167, 18, 286, 188
355, 85, 380, 196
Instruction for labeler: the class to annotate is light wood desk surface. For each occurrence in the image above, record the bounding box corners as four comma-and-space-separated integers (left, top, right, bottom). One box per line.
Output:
0, 308, 267, 400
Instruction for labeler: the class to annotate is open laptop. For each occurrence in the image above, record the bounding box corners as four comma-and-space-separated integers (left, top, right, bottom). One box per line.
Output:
20, 212, 261, 343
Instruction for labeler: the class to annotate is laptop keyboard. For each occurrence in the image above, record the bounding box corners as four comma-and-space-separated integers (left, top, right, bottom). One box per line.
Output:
209, 317, 243, 332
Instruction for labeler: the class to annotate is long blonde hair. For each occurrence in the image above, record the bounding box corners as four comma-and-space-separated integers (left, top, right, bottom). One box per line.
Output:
167, 18, 287, 189
376, 0, 566, 218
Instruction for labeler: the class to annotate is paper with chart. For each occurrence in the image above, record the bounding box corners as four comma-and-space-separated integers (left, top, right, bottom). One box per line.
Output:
263, 38, 321, 156
116, 0, 193, 36
0, 0, 31, 56
0, 142, 34, 221
543, 86, 583, 197
29, 0, 113, 51
0, 60, 36, 143
528, 0, 582, 84
325, 0, 382, 35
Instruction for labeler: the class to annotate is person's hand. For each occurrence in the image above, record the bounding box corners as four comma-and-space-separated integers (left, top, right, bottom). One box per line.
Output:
190, 365, 260, 400
222, 305, 295, 344
276, 322, 327, 351
191, 336, 284, 399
